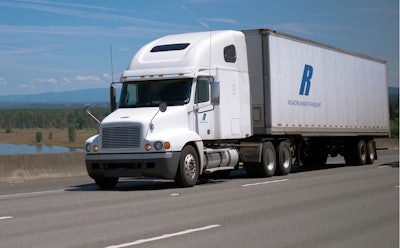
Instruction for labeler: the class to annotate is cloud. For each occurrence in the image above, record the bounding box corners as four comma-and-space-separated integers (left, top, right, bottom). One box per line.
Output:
20, 74, 109, 89
0, 77, 7, 85
180, 4, 210, 29
0, 1, 194, 32
204, 18, 237, 25
34, 78, 58, 84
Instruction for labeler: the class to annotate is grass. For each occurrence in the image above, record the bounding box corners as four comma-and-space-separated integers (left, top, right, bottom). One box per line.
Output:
0, 128, 98, 148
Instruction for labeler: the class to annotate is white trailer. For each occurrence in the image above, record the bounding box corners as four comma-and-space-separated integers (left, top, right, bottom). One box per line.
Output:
85, 29, 390, 189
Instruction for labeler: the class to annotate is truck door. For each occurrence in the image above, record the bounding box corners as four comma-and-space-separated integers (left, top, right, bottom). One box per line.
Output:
195, 77, 214, 139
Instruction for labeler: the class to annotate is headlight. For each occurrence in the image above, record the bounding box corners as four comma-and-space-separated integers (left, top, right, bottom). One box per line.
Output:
154, 141, 163, 150
93, 145, 99, 152
85, 143, 91, 152
144, 143, 152, 151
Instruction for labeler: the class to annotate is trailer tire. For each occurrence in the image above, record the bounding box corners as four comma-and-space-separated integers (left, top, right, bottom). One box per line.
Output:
276, 141, 292, 175
94, 177, 119, 190
366, 140, 376, 164
354, 139, 367, 165
175, 145, 199, 187
256, 142, 276, 177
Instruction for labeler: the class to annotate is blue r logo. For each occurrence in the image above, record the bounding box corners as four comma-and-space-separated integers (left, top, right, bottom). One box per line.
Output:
299, 64, 313, 96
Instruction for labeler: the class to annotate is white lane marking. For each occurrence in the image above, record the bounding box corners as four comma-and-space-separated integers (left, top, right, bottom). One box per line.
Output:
0, 189, 65, 199
0, 216, 13, 220
241, 178, 290, 187
106, 224, 221, 248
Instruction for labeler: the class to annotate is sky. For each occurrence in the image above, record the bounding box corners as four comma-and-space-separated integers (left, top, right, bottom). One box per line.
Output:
0, 0, 398, 96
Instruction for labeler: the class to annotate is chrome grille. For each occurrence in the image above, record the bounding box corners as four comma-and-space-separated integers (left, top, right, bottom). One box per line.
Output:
102, 126, 141, 149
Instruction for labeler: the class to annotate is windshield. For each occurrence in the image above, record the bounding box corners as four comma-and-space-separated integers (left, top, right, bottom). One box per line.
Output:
119, 79, 192, 108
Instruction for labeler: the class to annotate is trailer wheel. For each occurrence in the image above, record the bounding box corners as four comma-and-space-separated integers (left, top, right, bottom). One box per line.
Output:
277, 141, 292, 175
366, 140, 376, 164
257, 142, 276, 177
175, 145, 199, 187
94, 177, 119, 190
354, 139, 367, 165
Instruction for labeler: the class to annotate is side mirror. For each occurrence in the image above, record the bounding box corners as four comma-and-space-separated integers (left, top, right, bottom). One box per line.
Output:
83, 105, 100, 124
211, 81, 220, 105
159, 101, 167, 112
110, 85, 117, 112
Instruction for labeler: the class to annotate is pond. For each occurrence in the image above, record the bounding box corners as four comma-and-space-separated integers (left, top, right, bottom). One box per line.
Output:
0, 143, 83, 155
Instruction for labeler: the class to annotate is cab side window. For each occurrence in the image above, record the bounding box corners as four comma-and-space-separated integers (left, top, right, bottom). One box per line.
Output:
224, 45, 236, 63
195, 78, 210, 104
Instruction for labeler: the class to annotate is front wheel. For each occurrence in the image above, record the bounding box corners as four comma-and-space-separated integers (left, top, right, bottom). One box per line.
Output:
175, 145, 199, 187
94, 177, 119, 190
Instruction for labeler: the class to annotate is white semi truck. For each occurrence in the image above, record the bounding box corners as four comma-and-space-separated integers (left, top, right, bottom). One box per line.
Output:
85, 28, 390, 189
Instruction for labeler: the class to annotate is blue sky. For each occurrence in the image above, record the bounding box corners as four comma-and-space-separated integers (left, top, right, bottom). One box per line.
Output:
0, 0, 398, 96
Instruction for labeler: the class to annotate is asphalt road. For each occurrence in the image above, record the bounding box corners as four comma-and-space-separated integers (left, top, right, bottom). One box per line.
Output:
0, 150, 398, 248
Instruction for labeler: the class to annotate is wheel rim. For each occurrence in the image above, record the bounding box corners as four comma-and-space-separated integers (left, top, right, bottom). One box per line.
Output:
183, 153, 197, 180
367, 142, 375, 161
281, 148, 291, 169
266, 149, 275, 171
360, 142, 366, 162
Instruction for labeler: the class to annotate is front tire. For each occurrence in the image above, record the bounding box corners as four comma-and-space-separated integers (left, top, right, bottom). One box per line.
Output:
94, 177, 119, 190
175, 145, 199, 187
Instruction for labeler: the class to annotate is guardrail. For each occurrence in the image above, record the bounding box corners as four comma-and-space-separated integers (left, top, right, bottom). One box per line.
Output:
0, 152, 86, 183
0, 139, 398, 183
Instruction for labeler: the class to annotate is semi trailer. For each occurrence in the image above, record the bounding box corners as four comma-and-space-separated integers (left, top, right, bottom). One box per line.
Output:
85, 28, 390, 189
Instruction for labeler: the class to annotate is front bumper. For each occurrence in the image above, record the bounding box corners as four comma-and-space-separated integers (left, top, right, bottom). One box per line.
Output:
85, 152, 181, 179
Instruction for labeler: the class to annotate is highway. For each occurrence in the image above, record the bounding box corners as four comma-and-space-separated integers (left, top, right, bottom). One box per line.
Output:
0, 149, 398, 248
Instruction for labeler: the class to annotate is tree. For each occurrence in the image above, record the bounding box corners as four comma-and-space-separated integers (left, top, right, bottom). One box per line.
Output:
68, 126, 76, 143
36, 131, 43, 143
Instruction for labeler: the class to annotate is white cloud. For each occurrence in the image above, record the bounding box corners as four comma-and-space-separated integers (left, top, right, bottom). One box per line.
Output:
20, 74, 110, 89
74, 75, 101, 82
34, 78, 58, 84
0, 77, 7, 85
19, 82, 36, 88
204, 18, 237, 24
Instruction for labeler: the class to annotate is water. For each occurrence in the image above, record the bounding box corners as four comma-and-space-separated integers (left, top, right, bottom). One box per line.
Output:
0, 143, 83, 155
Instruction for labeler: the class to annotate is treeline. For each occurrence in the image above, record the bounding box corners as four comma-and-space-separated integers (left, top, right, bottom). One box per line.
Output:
0, 100, 398, 137
389, 98, 399, 137
0, 107, 110, 131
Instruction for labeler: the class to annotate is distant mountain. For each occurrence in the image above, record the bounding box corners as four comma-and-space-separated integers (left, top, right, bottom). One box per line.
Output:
0, 88, 110, 104
0, 86, 397, 108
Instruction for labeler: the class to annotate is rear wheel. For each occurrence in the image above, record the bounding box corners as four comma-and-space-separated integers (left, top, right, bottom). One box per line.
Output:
344, 139, 367, 166
276, 141, 292, 175
354, 139, 367, 165
175, 145, 199, 187
366, 140, 376, 164
256, 142, 276, 177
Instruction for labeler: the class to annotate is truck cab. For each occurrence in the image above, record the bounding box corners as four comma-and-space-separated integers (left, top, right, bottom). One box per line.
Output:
85, 30, 251, 188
